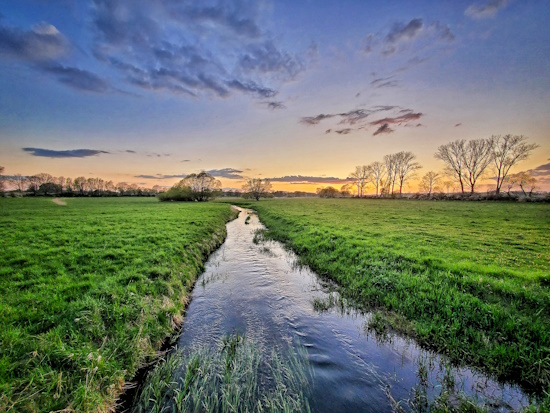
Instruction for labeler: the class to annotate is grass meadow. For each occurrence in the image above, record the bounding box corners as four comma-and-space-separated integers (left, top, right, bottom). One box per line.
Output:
232, 198, 550, 397
0, 197, 236, 412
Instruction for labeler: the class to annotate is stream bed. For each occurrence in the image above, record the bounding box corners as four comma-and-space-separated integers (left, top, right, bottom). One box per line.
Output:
143, 207, 530, 412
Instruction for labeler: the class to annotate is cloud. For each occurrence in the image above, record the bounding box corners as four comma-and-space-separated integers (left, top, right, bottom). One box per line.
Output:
226, 79, 276, 98
373, 124, 394, 136
465, 0, 509, 19
181, 159, 191, 162
300, 114, 335, 125
89, 0, 308, 100
268, 175, 351, 184
371, 76, 399, 89
40, 64, 111, 92
455, 123, 462, 127
370, 112, 423, 126
135, 174, 187, 179
386, 18, 424, 45
263, 101, 286, 110
531, 162, 550, 176
205, 168, 244, 179
23, 148, 109, 158
301, 106, 422, 136
125, 150, 136, 153
0, 21, 68, 61
334, 128, 352, 135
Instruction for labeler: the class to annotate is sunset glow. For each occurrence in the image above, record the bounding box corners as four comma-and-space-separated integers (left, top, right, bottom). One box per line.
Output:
1, 1, 549, 192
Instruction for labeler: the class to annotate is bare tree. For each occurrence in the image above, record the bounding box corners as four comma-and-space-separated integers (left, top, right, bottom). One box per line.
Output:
0, 166, 4, 193
366, 161, 387, 197
10, 174, 28, 192
489, 135, 539, 194
419, 171, 441, 195
349, 166, 370, 197
182, 171, 222, 201
441, 178, 455, 194
242, 178, 272, 201
383, 154, 399, 195
74, 177, 87, 194
340, 183, 355, 197
463, 139, 493, 193
395, 151, 422, 195
435, 140, 467, 193
507, 172, 537, 197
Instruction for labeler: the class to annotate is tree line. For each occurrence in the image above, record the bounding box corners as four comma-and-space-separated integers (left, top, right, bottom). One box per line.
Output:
326, 134, 540, 198
0, 171, 163, 197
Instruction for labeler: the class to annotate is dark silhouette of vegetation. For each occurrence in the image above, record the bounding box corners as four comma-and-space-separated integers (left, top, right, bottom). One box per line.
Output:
317, 186, 341, 198
158, 172, 222, 202
241, 178, 272, 200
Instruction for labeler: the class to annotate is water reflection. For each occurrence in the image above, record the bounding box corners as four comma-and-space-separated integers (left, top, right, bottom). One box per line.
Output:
173, 208, 528, 412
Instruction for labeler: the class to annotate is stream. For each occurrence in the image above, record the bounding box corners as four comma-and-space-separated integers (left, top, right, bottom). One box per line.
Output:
151, 207, 529, 412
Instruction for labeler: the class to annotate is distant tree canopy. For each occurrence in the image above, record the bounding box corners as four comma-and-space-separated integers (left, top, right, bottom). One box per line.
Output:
242, 178, 272, 201
318, 186, 341, 198
158, 172, 222, 202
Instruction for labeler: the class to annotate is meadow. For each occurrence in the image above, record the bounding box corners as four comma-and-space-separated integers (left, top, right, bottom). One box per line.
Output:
232, 198, 550, 397
0, 197, 236, 412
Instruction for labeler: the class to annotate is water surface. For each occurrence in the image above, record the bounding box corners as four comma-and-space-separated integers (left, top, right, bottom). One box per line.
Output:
175, 208, 528, 412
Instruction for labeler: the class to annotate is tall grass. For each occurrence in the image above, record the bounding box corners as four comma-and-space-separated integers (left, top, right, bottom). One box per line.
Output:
0, 197, 237, 412
132, 334, 312, 413
230, 198, 550, 396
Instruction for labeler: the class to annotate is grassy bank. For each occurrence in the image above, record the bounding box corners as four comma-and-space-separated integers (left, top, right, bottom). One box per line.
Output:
231, 198, 550, 396
0, 197, 236, 412
133, 334, 311, 413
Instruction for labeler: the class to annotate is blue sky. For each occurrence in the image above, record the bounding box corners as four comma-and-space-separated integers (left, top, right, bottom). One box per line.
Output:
1, 0, 549, 191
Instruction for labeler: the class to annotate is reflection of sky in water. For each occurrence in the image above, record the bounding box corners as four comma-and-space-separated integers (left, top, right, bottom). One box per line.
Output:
177, 208, 529, 413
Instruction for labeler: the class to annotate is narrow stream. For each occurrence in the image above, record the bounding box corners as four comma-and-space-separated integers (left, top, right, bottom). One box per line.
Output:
163, 208, 529, 412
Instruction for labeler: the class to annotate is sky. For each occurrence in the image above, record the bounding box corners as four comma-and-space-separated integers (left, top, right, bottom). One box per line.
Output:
1, 0, 549, 192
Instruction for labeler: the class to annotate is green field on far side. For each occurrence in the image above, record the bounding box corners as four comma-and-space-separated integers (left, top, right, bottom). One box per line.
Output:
0, 197, 236, 412
232, 198, 550, 396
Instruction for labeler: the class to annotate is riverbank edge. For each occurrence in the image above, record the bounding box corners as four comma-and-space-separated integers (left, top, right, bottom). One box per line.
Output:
112, 206, 240, 412
230, 199, 550, 410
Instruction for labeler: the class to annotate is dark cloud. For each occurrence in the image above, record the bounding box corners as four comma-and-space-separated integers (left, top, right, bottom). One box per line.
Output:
181, 159, 191, 162
370, 112, 423, 126
371, 76, 399, 89
226, 79, 276, 98
264, 101, 286, 110
88, 0, 308, 100
386, 18, 424, 45
465, 0, 509, 19
40, 64, 111, 92
239, 40, 305, 80
135, 174, 187, 179
334, 128, 352, 135
532, 162, 550, 175
205, 168, 244, 179
268, 175, 351, 184
455, 123, 462, 127
126, 150, 136, 153
300, 114, 335, 125
337, 109, 370, 125
23, 148, 109, 158
373, 124, 394, 136
0, 21, 68, 62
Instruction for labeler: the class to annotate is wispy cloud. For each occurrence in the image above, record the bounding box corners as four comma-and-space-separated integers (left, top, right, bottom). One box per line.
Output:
206, 168, 244, 179
23, 148, 109, 158
371, 76, 399, 89
268, 175, 351, 184
301, 106, 421, 136
0, 21, 68, 61
90, 0, 309, 99
465, 0, 509, 19
263, 101, 286, 110
373, 124, 394, 136
135, 174, 187, 179
40, 64, 111, 93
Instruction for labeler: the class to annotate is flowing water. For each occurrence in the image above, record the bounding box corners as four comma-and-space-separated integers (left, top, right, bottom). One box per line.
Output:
168, 207, 529, 412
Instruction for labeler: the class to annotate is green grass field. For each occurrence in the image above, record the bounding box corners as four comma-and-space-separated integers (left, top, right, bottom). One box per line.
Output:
232, 198, 550, 396
0, 197, 236, 412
